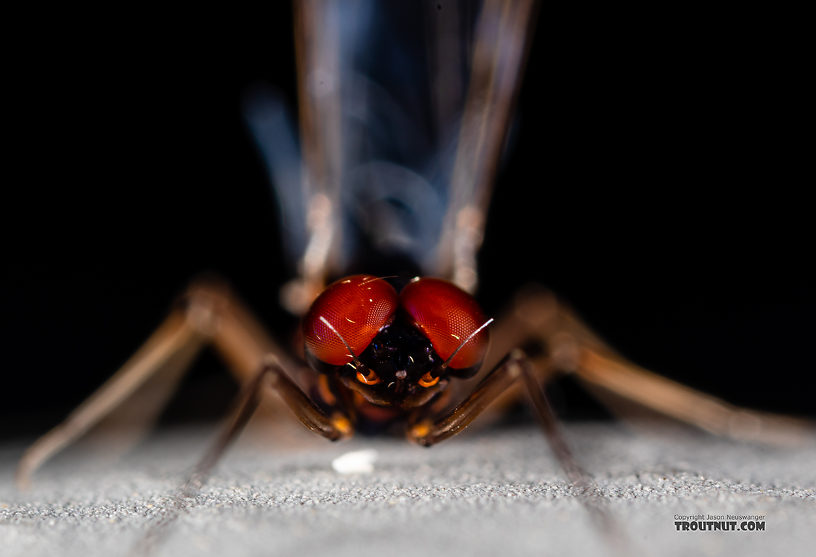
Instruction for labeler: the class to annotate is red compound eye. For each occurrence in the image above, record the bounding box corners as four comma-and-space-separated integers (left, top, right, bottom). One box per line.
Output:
303, 275, 398, 366
400, 278, 489, 370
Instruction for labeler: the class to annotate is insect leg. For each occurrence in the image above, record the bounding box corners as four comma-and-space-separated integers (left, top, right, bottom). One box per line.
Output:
131, 358, 351, 556
407, 350, 556, 448
176, 355, 351, 500
279, 0, 346, 314
501, 285, 815, 445
434, 0, 537, 292
408, 350, 628, 550
16, 280, 326, 488
16, 304, 209, 489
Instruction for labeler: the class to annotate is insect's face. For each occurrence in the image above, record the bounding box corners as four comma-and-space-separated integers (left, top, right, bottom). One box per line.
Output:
303, 275, 490, 408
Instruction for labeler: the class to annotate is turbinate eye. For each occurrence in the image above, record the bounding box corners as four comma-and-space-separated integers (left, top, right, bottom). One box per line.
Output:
400, 278, 489, 370
303, 275, 398, 366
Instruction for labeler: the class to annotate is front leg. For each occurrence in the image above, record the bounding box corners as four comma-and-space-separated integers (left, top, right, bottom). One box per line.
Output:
408, 350, 582, 483
407, 350, 628, 549
132, 358, 353, 556
182, 356, 352, 497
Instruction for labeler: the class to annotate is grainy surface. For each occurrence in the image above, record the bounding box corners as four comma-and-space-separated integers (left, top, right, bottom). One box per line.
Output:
1, 423, 814, 557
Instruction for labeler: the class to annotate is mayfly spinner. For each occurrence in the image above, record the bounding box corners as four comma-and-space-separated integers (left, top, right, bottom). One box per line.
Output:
17, 0, 810, 521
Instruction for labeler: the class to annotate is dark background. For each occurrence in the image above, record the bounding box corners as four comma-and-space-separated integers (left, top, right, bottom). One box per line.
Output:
3, 4, 813, 442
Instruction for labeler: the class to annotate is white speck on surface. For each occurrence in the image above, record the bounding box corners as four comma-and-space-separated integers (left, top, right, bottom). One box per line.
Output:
331, 449, 378, 474
1, 424, 815, 557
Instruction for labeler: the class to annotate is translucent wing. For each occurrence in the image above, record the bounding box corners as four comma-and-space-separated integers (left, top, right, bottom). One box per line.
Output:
245, 0, 537, 312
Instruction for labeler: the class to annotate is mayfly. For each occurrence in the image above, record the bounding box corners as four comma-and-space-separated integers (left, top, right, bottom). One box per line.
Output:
16, 0, 809, 511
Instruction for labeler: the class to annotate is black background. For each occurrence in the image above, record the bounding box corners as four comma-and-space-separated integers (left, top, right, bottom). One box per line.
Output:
3, 3, 813, 442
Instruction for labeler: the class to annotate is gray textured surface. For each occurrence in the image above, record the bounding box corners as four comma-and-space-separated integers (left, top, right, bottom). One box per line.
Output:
1, 423, 814, 557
